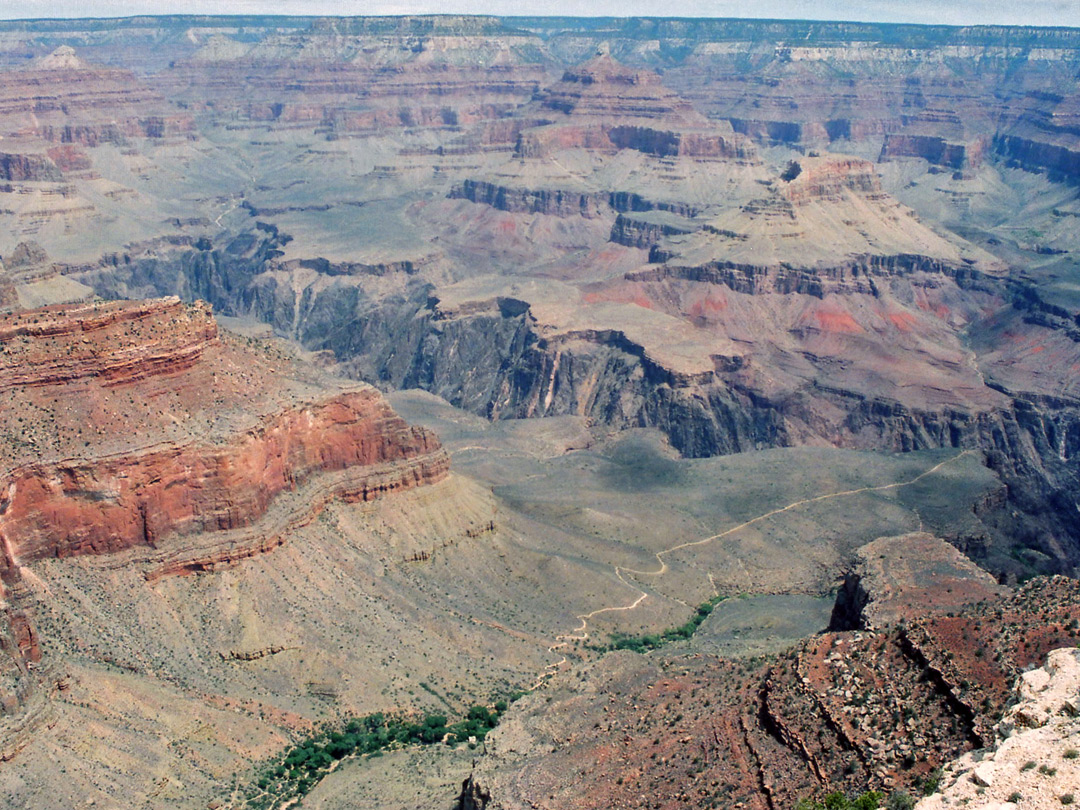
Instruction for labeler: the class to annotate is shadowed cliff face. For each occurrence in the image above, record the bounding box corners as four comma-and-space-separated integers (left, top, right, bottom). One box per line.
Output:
0, 19, 1078, 807
35, 75, 1080, 596
73, 199, 1080, 579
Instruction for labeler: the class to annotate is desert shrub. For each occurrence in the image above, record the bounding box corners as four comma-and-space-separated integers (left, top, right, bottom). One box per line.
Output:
780, 160, 802, 181
233, 694, 521, 808
795, 790, 883, 810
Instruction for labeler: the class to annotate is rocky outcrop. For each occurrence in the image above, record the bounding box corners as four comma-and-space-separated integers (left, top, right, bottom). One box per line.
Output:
0, 48, 194, 145
71, 226, 1080, 574
141, 444, 447, 581
460, 575, 1080, 810
452, 180, 704, 219
0, 154, 63, 183
0, 297, 449, 568
917, 648, 1080, 810
780, 157, 885, 204
637, 154, 1005, 301
607, 192, 699, 217
508, 53, 760, 164
830, 533, 1007, 631
605, 21, 1080, 177
880, 134, 988, 170
450, 179, 610, 218
994, 133, 1080, 183
514, 124, 629, 158
608, 213, 694, 248
0, 295, 449, 757
536, 53, 707, 124
279, 256, 432, 277
601, 124, 758, 160
0, 297, 217, 389
626, 252, 982, 297
0, 389, 445, 566
44, 145, 93, 174
159, 20, 546, 138
0, 244, 46, 309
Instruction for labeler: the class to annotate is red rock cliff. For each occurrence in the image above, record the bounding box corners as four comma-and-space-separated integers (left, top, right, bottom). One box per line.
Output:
0, 389, 447, 564
0, 296, 449, 749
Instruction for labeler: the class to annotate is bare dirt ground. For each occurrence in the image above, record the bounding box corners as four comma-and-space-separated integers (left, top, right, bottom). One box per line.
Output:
0, 390, 1004, 809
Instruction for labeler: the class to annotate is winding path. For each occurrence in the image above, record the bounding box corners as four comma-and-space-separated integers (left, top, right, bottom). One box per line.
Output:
533, 449, 975, 686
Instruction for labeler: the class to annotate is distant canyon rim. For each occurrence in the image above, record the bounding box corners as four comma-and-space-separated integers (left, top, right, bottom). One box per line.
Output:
0, 14, 1078, 810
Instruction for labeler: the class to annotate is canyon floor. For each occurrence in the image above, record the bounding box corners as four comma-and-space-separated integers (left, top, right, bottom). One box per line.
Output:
0, 13, 1079, 810
0, 389, 1002, 808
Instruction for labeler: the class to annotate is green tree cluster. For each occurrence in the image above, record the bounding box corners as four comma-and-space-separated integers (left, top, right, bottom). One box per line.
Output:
595, 594, 728, 653
795, 790, 915, 810
238, 695, 524, 809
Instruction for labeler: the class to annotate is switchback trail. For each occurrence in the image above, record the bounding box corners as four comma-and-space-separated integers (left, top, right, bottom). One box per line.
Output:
535, 449, 976, 686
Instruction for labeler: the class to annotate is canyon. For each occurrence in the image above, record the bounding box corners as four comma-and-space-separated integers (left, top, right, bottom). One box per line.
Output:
0, 294, 450, 768
0, 12, 1076, 810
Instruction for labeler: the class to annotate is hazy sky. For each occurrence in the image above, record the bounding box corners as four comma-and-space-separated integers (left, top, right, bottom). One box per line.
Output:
1, 0, 1078, 27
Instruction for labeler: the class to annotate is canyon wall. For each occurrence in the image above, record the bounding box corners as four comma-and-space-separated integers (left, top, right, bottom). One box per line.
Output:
460, 546, 1080, 810
0, 390, 446, 564
0, 295, 448, 756
75, 223, 1080, 575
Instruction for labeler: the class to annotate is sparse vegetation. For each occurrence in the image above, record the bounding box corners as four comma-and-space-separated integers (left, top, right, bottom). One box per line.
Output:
795, 789, 883, 810
920, 768, 944, 795
233, 694, 524, 809
590, 594, 728, 653
886, 791, 916, 810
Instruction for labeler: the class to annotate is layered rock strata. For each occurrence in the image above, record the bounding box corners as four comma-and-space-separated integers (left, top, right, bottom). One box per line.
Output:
72, 209, 1080, 575
0, 295, 448, 758
6, 26, 1073, 575
460, 549, 1080, 810
0, 390, 446, 566
831, 532, 1007, 631
0, 46, 194, 145
160, 17, 546, 136
917, 648, 1080, 810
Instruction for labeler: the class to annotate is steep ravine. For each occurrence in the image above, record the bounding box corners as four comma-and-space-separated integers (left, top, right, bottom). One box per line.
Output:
73, 230, 1080, 574
457, 572, 1080, 810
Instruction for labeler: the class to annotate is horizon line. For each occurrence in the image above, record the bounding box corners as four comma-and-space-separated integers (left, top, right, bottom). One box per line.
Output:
0, 12, 1078, 31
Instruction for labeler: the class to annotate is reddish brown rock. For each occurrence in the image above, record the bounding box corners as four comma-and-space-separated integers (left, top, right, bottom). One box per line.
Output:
0, 388, 446, 566
0, 47, 194, 146
461, 571, 1080, 810
0, 295, 448, 750
880, 133, 988, 170
780, 156, 886, 205
537, 53, 702, 122
0, 297, 217, 389
832, 532, 1008, 631
511, 54, 759, 162
0, 297, 449, 569
44, 145, 92, 174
